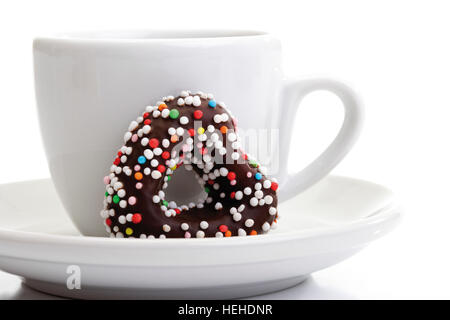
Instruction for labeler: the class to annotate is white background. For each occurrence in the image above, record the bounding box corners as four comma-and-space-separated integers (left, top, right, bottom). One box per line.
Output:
0, 0, 449, 299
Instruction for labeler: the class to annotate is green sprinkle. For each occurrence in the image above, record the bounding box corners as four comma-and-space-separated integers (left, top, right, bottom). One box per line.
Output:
105, 191, 108, 197
113, 195, 120, 204
162, 200, 169, 207
169, 109, 180, 119
167, 175, 171, 181
249, 160, 259, 168
205, 187, 210, 193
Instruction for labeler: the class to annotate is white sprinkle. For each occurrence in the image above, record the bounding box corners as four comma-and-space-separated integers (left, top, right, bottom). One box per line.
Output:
128, 121, 138, 131
200, 221, 209, 229
255, 183, 262, 191
143, 149, 153, 160
238, 204, 245, 212
180, 116, 189, 125
245, 219, 254, 227
196, 230, 205, 238
126, 213, 133, 222
255, 190, 264, 199
180, 90, 189, 97
161, 109, 170, 118
119, 200, 127, 208
162, 224, 171, 232
228, 132, 237, 142
244, 187, 252, 195
235, 191, 243, 200
219, 167, 228, 176
126, 147, 133, 155
193, 96, 201, 107
262, 222, 271, 231
142, 125, 151, 134
230, 207, 237, 214
231, 152, 240, 160
264, 195, 273, 205
233, 213, 242, 221
153, 147, 163, 156
215, 232, 224, 238
214, 202, 223, 210
124, 132, 132, 142
238, 228, 247, 236
153, 110, 161, 118
177, 98, 185, 106
152, 195, 160, 203
159, 234, 166, 239
250, 197, 258, 206
144, 167, 151, 175
151, 170, 162, 179
176, 127, 184, 136
263, 180, 271, 189
117, 189, 126, 198
185, 96, 193, 105
168, 127, 176, 135
151, 159, 159, 167
118, 215, 126, 224
121, 155, 127, 163
181, 223, 189, 231
141, 137, 149, 146
259, 199, 265, 206
269, 207, 277, 215
213, 114, 222, 123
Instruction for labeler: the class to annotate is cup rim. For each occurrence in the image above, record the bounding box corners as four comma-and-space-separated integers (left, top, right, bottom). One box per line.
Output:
34, 29, 271, 43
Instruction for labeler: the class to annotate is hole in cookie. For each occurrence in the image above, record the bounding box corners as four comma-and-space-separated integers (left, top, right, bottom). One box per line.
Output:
163, 165, 205, 206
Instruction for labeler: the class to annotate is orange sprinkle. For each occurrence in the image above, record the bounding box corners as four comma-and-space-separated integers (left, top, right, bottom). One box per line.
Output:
170, 134, 179, 143
158, 103, 168, 111
220, 126, 228, 134
250, 230, 257, 236
134, 172, 143, 180
225, 230, 232, 237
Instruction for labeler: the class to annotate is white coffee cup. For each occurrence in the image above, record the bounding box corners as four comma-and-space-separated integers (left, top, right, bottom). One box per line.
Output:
33, 30, 363, 236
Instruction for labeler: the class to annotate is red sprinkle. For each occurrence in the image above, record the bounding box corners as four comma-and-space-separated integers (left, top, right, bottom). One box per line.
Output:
117, 151, 123, 157
143, 112, 149, 118
188, 129, 195, 137
271, 182, 279, 191
144, 119, 151, 125
227, 172, 236, 180
230, 192, 236, 199
132, 213, 142, 224
219, 225, 228, 233
162, 151, 170, 160
175, 209, 181, 215
113, 157, 120, 165
157, 165, 166, 173
208, 180, 214, 185
200, 147, 208, 155
105, 218, 112, 226
149, 138, 159, 148
193, 110, 203, 119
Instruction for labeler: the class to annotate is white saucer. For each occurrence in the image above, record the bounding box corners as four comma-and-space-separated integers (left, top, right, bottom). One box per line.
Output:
0, 176, 401, 299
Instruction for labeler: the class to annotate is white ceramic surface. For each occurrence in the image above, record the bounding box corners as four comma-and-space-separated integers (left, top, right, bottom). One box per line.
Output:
33, 30, 364, 236
0, 175, 400, 299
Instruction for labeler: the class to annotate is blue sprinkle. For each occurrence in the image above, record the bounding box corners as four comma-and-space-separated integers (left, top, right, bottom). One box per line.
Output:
255, 172, 262, 180
208, 100, 216, 108
138, 156, 146, 164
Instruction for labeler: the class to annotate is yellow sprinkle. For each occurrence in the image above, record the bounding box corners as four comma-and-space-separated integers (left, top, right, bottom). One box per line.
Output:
171, 165, 177, 171
197, 127, 205, 134
125, 227, 133, 236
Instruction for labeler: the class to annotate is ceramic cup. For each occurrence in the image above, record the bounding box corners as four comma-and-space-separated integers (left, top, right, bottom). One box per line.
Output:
33, 30, 363, 236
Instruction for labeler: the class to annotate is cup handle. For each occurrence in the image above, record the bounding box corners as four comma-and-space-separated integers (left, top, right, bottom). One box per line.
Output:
277, 77, 364, 202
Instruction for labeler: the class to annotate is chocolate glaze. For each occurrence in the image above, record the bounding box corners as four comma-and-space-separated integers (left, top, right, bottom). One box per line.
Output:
102, 93, 278, 238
